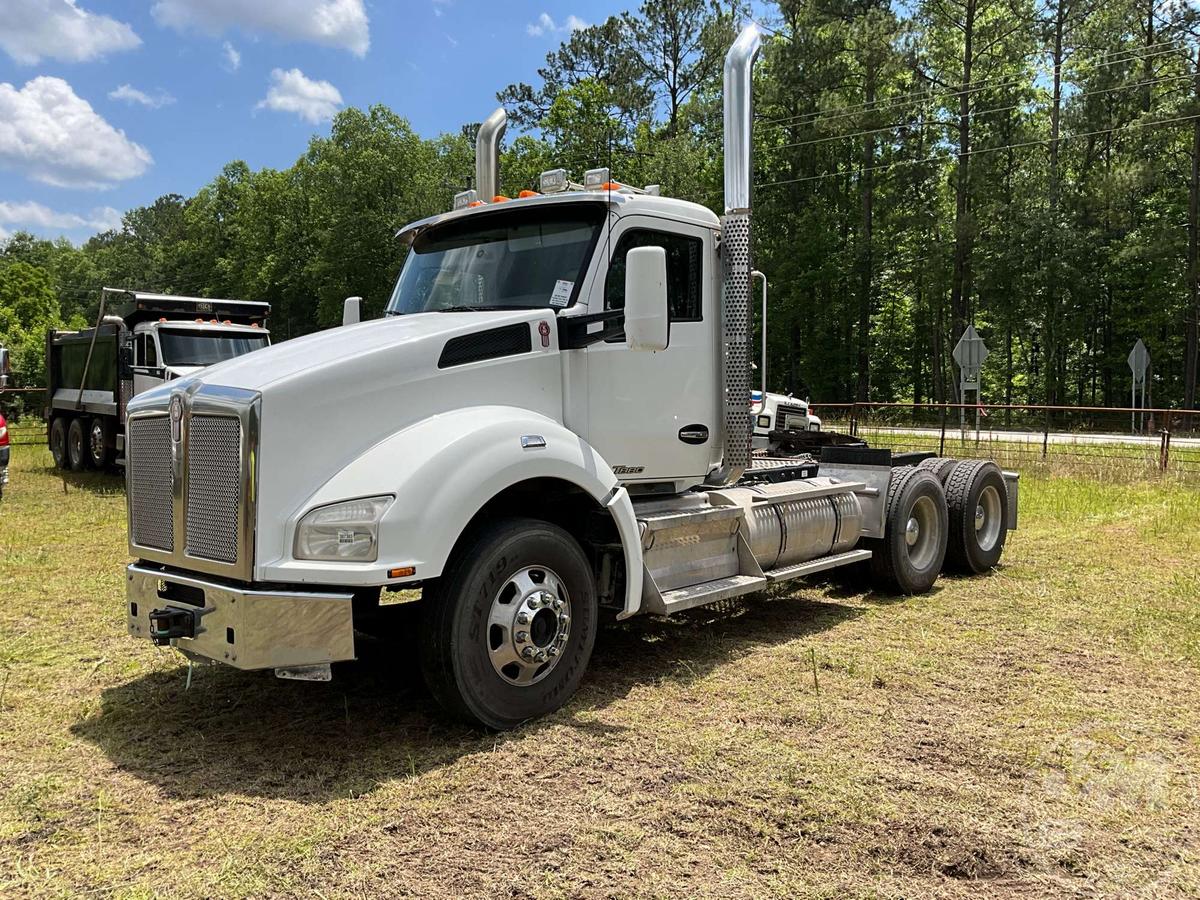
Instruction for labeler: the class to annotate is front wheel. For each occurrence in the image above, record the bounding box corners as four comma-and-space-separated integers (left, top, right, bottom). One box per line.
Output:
420, 517, 598, 730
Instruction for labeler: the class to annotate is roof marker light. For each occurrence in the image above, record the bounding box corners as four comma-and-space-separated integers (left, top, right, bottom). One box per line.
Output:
583, 167, 610, 189
518, 189, 540, 198
492, 195, 511, 203
539, 168, 569, 193
453, 189, 479, 210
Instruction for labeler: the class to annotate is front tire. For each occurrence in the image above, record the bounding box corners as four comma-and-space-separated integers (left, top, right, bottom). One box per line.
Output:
67, 418, 90, 471
866, 466, 948, 594
420, 517, 598, 730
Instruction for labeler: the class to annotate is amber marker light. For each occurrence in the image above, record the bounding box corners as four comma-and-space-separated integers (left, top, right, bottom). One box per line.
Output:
388, 567, 416, 579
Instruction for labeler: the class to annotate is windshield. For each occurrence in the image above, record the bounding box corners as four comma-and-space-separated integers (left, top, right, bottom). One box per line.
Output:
386, 205, 605, 315
158, 330, 269, 366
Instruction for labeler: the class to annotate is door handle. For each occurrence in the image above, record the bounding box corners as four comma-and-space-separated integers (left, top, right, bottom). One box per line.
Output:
678, 425, 709, 445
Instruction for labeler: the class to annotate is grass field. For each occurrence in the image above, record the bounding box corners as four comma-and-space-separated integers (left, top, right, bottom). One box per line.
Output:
2, 444, 1199, 898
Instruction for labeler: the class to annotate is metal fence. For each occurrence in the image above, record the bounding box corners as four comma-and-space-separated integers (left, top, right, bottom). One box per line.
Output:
811, 401, 1200, 483
1, 389, 48, 445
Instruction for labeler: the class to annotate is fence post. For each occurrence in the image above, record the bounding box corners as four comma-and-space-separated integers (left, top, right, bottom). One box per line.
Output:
939, 403, 947, 457
849, 402, 858, 438
1042, 405, 1050, 460
1160, 429, 1171, 472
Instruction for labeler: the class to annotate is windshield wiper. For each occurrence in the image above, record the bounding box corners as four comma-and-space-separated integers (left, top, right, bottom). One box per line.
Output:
435, 305, 540, 313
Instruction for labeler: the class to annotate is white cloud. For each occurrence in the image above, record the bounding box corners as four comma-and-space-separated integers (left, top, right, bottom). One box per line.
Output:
0, 0, 141, 65
109, 84, 176, 109
0, 224, 10, 242
432, 0, 450, 16
526, 12, 587, 37
256, 68, 342, 124
445, 33, 458, 47
152, 0, 369, 56
0, 200, 122, 233
222, 41, 241, 71
0, 77, 153, 189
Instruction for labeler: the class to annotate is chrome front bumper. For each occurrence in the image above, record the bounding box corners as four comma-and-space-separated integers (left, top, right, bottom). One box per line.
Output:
126, 563, 355, 671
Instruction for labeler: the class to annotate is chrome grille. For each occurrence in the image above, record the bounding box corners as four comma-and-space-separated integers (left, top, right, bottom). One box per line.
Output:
185, 415, 242, 563
128, 416, 173, 551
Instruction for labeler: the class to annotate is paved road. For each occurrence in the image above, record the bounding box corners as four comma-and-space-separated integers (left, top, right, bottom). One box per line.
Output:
844, 425, 1200, 450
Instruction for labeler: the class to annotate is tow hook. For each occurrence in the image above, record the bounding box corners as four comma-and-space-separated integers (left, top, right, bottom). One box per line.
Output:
148, 606, 205, 646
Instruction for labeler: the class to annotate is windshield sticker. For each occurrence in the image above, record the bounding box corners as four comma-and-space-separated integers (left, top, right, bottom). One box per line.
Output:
550, 280, 574, 307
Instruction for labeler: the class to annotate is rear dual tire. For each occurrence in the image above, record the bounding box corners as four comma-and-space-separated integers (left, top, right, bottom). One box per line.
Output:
944, 460, 1008, 574
866, 466, 948, 594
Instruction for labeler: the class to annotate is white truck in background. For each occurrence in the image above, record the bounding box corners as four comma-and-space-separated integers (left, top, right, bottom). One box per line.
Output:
751, 390, 821, 449
46, 290, 269, 470
123, 25, 1018, 730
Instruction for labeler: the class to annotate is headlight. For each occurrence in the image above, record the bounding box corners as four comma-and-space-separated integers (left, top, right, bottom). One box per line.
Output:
294, 495, 393, 562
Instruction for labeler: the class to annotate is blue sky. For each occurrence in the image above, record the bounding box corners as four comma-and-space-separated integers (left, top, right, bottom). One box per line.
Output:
0, 0, 631, 244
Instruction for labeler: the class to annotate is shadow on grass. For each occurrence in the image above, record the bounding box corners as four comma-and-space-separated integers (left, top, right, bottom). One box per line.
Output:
35, 465, 125, 496
72, 590, 867, 804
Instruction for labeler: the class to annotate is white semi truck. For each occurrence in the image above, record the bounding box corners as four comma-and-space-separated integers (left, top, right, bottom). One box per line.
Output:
47, 290, 269, 470
124, 26, 1017, 729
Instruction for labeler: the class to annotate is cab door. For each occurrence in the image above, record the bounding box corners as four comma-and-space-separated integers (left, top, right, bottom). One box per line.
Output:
585, 218, 718, 489
131, 332, 163, 396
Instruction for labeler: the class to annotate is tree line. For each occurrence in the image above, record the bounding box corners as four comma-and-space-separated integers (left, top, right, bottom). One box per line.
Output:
2, 0, 1199, 413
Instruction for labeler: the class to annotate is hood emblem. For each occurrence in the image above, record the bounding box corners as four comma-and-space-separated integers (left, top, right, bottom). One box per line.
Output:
538, 321, 550, 348
170, 395, 183, 445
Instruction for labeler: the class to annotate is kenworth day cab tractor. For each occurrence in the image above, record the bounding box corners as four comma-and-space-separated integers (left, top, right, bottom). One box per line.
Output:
124, 26, 1018, 729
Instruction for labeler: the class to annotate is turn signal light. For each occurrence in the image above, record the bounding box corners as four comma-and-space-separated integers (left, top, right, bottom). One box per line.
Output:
388, 567, 416, 579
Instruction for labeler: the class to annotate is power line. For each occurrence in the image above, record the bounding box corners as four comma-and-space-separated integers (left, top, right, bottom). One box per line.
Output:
759, 40, 1193, 131
768, 71, 1194, 152
757, 110, 1200, 188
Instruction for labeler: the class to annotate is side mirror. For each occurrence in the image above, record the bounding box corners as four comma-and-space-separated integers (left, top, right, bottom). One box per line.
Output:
623, 246, 668, 352
343, 296, 362, 327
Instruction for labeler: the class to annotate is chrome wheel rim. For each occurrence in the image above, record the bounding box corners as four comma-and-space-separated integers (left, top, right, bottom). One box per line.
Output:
89, 422, 104, 461
976, 484, 1003, 552
487, 565, 571, 686
906, 495, 940, 571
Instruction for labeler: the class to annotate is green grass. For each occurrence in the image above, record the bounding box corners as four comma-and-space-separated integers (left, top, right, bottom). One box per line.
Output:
1, 445, 1199, 897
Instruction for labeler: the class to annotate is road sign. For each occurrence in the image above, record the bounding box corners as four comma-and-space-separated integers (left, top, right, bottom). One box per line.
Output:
953, 326, 989, 389
1128, 339, 1150, 433
952, 326, 989, 430
1128, 339, 1149, 385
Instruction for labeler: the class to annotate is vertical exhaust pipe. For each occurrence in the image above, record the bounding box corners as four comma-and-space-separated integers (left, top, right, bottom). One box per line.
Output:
711, 24, 762, 485
475, 107, 507, 201
723, 24, 762, 214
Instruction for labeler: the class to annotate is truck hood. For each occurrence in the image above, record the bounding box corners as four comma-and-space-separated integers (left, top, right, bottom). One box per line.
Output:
185, 308, 567, 575
197, 310, 541, 393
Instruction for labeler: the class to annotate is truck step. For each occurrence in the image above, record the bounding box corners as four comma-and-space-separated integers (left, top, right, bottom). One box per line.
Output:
764, 549, 872, 584
657, 574, 767, 615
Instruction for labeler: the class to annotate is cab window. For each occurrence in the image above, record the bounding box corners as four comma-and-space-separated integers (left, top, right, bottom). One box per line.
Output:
604, 229, 703, 324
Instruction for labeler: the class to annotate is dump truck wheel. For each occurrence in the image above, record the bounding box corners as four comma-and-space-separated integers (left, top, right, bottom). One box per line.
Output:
49, 417, 69, 469
866, 466, 948, 594
87, 417, 111, 470
944, 460, 1008, 574
420, 517, 598, 730
917, 456, 958, 485
67, 418, 90, 471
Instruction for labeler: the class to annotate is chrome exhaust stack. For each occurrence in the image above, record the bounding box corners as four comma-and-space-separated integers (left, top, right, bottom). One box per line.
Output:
711, 24, 762, 485
475, 107, 507, 201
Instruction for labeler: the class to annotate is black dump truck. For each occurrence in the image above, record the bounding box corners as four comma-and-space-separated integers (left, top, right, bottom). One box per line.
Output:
46, 289, 270, 470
